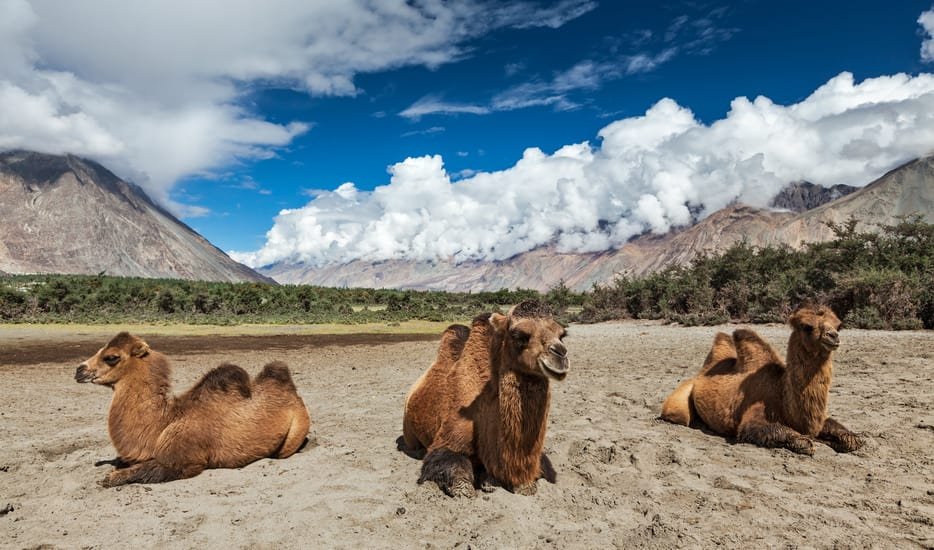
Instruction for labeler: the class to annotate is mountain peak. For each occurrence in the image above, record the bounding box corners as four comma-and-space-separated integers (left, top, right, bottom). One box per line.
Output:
769, 181, 858, 213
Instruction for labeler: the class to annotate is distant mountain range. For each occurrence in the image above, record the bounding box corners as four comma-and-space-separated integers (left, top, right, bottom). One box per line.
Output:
0, 151, 270, 283
2, 150, 931, 291
262, 156, 934, 291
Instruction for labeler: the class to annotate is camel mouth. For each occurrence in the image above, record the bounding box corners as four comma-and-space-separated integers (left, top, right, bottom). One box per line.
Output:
538, 358, 569, 381
75, 366, 97, 384
820, 337, 840, 351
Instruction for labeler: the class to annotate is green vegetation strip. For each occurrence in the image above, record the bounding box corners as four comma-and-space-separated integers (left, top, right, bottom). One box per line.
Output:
1, 217, 931, 330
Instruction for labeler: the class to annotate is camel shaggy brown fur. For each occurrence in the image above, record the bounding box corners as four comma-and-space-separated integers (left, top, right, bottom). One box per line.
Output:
402, 300, 569, 497
75, 332, 311, 486
661, 305, 862, 455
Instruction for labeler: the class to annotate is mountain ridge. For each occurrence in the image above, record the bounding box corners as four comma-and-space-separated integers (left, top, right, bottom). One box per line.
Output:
0, 151, 272, 283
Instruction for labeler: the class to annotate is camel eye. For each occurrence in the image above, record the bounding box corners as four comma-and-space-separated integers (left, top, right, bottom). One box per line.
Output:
510, 330, 530, 346
802, 324, 814, 334
103, 354, 120, 366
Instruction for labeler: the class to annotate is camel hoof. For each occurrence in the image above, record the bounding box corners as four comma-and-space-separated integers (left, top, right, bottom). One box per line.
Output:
835, 434, 863, 453
789, 437, 814, 456
512, 482, 538, 496
99, 473, 119, 488
445, 479, 476, 498
479, 473, 500, 493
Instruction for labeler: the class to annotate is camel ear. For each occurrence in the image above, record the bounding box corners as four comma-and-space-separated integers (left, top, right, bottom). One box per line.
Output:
130, 340, 150, 358
489, 312, 509, 332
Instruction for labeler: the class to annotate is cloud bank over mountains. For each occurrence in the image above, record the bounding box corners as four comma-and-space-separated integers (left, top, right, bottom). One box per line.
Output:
233, 72, 934, 268
0, 0, 594, 214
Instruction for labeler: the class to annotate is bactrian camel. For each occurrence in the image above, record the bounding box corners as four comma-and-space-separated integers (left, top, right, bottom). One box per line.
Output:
402, 300, 569, 496
75, 332, 311, 486
661, 305, 862, 455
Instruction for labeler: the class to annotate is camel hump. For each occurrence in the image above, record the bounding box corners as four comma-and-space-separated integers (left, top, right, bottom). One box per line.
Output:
703, 332, 736, 367
192, 364, 252, 399
438, 324, 470, 364
445, 324, 471, 343
732, 328, 783, 371
471, 312, 492, 326
256, 361, 297, 389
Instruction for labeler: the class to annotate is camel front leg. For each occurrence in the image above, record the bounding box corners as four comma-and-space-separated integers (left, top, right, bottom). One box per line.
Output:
818, 417, 863, 453
511, 481, 538, 496
419, 448, 476, 498
478, 453, 554, 494
100, 460, 203, 487
478, 472, 538, 495
737, 406, 814, 455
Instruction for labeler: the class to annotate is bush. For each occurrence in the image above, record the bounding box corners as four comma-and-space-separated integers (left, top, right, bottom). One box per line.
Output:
581, 217, 933, 329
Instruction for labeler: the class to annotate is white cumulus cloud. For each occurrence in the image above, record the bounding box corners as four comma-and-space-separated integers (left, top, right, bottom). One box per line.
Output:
0, 0, 594, 214
233, 72, 934, 268
921, 7, 934, 62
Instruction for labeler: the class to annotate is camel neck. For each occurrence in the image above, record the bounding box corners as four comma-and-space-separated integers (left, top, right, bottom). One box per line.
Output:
496, 369, 550, 461
782, 335, 833, 436
475, 333, 552, 487
108, 354, 174, 461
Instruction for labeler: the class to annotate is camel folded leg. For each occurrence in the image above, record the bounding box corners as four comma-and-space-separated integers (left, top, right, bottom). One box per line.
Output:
100, 460, 204, 487
660, 378, 695, 426
736, 406, 814, 455
511, 481, 538, 496
477, 471, 537, 495
818, 417, 863, 453
276, 413, 311, 459
419, 448, 475, 498
477, 453, 554, 495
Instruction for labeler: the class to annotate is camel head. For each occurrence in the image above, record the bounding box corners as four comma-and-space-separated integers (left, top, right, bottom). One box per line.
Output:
75, 332, 151, 386
490, 300, 569, 381
789, 304, 842, 355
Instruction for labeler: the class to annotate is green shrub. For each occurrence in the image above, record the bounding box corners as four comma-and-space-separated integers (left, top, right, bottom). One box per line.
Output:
581, 217, 932, 329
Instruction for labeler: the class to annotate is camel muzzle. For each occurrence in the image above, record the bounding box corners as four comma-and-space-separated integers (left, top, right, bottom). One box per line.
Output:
75, 365, 95, 383
548, 343, 568, 359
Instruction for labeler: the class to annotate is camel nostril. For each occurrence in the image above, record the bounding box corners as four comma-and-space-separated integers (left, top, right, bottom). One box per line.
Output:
549, 343, 567, 358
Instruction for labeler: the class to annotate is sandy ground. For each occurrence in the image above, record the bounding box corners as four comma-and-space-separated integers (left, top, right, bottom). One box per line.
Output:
0, 321, 932, 549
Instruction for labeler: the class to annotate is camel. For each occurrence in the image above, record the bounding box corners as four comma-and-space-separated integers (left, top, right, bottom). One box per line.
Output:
660, 304, 862, 455
402, 300, 569, 497
75, 332, 311, 486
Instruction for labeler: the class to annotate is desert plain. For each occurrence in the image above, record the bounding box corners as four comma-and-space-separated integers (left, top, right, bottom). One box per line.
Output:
0, 321, 932, 549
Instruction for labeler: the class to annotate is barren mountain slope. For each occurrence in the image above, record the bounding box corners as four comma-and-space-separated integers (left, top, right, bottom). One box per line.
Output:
0, 151, 271, 282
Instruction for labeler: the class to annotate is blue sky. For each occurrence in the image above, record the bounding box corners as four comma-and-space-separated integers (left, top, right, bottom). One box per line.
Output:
3, 1, 934, 265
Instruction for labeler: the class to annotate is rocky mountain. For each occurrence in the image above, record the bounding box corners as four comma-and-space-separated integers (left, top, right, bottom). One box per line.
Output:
0, 151, 271, 282
769, 181, 857, 212
262, 156, 934, 291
